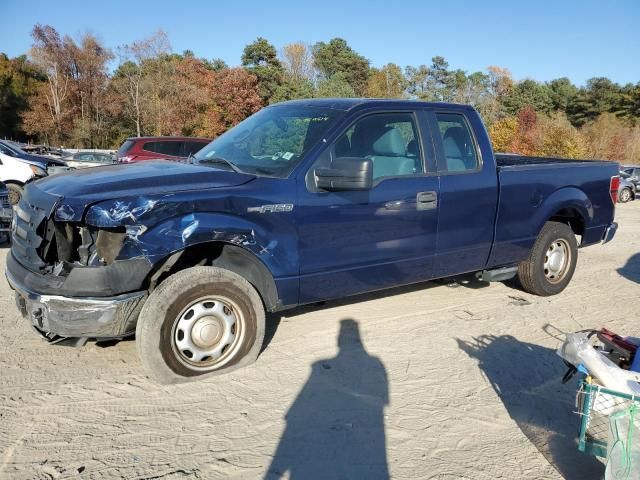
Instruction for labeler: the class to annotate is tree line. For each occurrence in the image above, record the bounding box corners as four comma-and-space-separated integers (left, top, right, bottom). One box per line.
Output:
0, 25, 639, 164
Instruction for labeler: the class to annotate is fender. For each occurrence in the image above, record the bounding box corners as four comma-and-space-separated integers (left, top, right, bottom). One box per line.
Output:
533, 187, 593, 238
122, 211, 297, 273
488, 186, 593, 268
118, 212, 299, 310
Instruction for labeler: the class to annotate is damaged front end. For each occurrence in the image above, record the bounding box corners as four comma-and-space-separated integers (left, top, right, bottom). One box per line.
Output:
7, 189, 156, 342
7, 181, 274, 343
47, 222, 126, 273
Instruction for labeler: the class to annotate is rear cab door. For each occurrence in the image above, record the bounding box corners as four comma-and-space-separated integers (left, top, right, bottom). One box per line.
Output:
424, 106, 499, 276
296, 105, 441, 303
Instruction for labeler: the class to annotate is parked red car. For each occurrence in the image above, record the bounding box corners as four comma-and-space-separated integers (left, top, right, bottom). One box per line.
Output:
116, 136, 211, 163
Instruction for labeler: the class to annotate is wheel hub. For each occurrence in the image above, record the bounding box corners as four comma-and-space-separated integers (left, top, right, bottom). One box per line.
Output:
191, 316, 223, 349
172, 296, 243, 369
547, 250, 564, 272
543, 239, 570, 283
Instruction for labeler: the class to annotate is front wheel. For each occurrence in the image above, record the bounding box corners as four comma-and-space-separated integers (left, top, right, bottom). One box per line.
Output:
136, 266, 265, 384
517, 221, 578, 296
6, 183, 23, 206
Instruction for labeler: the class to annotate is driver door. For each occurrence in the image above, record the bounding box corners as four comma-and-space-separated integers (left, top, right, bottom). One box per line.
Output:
296, 110, 440, 303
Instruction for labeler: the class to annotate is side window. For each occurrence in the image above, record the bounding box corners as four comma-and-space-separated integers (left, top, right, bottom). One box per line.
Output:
183, 141, 207, 156
333, 113, 423, 180
158, 141, 182, 156
143, 141, 182, 156
143, 142, 159, 154
434, 113, 478, 173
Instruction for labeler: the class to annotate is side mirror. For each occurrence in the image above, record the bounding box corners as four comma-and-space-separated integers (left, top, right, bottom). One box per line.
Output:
315, 157, 373, 192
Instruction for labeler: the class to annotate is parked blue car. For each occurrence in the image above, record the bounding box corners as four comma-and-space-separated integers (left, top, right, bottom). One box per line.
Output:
6, 99, 620, 383
0, 140, 70, 173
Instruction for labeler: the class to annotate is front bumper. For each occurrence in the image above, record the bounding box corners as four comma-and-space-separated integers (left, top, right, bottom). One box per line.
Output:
602, 222, 618, 244
7, 269, 147, 339
0, 207, 12, 231
6, 251, 152, 297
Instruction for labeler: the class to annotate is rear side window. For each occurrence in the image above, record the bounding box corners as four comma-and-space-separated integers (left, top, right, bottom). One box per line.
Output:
117, 140, 135, 156
183, 141, 207, 156
143, 141, 183, 157
434, 113, 479, 173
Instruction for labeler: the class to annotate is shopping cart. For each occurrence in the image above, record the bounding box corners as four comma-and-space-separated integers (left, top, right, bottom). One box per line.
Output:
576, 380, 639, 458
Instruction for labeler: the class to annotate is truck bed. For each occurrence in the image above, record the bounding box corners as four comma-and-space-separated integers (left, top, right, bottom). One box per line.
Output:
488, 154, 619, 268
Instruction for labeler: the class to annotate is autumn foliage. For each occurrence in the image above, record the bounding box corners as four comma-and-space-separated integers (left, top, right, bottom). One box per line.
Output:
487, 106, 638, 161
1, 25, 639, 164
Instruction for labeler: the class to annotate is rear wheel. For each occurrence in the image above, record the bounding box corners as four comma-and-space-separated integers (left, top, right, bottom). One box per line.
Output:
619, 188, 632, 203
517, 221, 578, 296
136, 266, 265, 384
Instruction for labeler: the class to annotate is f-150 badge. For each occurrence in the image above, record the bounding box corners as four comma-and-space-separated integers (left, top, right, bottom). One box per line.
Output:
247, 204, 294, 213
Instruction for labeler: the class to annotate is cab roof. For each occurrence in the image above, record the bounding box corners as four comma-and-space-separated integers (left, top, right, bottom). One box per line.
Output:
274, 98, 474, 112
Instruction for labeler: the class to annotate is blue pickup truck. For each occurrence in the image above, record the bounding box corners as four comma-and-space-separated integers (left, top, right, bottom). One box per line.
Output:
6, 99, 620, 383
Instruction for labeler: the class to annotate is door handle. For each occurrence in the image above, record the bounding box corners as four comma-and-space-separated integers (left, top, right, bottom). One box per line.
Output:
416, 191, 437, 210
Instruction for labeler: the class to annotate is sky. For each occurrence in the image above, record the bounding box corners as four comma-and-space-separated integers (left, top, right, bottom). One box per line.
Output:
1, 0, 639, 86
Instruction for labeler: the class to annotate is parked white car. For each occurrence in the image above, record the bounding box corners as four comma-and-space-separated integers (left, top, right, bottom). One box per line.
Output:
0, 152, 47, 205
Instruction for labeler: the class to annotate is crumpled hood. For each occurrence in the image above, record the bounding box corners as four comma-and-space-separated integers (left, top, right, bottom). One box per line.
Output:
30, 160, 255, 223
37, 160, 255, 199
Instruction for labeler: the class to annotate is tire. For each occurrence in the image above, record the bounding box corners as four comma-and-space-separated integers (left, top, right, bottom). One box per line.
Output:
517, 221, 578, 296
6, 183, 23, 206
136, 266, 265, 384
619, 188, 632, 203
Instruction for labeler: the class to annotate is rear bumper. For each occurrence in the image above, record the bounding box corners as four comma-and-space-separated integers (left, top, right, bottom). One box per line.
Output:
602, 222, 618, 244
6, 268, 146, 338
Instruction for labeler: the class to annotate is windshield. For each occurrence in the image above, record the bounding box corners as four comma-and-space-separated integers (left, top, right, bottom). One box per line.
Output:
194, 105, 343, 177
0, 141, 24, 155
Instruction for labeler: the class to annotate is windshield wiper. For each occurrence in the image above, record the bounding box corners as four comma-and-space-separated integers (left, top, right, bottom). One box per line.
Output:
197, 157, 243, 173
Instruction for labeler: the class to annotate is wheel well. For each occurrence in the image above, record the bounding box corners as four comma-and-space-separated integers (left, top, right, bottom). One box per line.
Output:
4, 180, 24, 186
549, 208, 585, 238
146, 242, 279, 312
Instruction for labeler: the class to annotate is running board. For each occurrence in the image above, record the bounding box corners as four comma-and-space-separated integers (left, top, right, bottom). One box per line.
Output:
476, 267, 518, 282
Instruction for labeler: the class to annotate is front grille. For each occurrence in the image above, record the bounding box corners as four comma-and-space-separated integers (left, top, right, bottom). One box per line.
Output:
11, 185, 61, 271
0, 194, 10, 209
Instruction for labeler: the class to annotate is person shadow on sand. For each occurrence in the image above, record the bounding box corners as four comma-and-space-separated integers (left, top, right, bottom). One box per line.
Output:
264, 319, 389, 480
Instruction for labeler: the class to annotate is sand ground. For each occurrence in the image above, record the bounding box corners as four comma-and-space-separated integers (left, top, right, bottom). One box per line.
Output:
0, 202, 638, 480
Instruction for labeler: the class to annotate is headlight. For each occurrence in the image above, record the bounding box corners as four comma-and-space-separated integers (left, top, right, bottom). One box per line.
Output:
95, 229, 126, 264
29, 165, 47, 177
